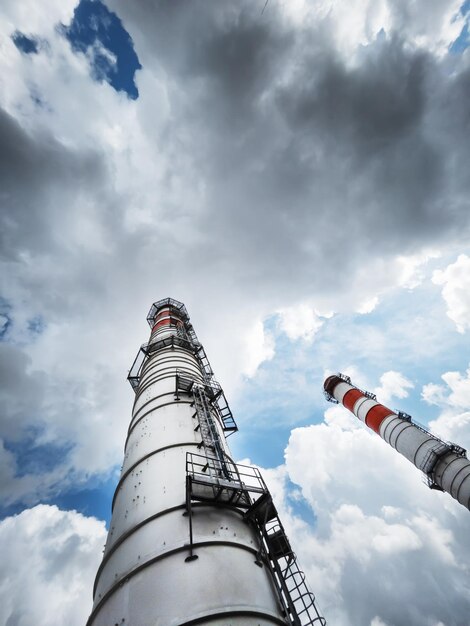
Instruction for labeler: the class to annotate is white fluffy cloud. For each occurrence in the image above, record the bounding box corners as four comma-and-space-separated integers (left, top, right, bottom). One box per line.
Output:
374, 370, 414, 405
397, 249, 442, 289
0, 505, 106, 626
0, 0, 76, 37
423, 365, 470, 450
433, 255, 470, 333
242, 319, 275, 377
356, 295, 379, 314
277, 304, 326, 342
283, 0, 464, 58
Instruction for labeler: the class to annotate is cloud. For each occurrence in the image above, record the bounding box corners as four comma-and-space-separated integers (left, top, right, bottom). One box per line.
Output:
433, 254, 470, 333
242, 319, 275, 377
422, 365, 470, 450
0, 106, 106, 261
397, 249, 442, 289
370, 618, 390, 626
277, 304, 325, 342
0, 0, 76, 38
0, 505, 106, 626
108, 0, 470, 296
292, 0, 464, 58
373, 370, 414, 405
356, 295, 379, 314
0, 343, 46, 441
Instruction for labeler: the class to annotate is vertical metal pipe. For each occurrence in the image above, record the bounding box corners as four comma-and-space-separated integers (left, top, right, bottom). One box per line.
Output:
324, 374, 470, 512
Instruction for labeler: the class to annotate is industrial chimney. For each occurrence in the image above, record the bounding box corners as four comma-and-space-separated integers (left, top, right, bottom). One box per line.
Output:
87, 298, 326, 626
324, 373, 470, 511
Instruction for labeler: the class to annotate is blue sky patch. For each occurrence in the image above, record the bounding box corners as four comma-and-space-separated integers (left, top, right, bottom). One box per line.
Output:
233, 415, 300, 468
450, 0, 470, 53
51, 473, 117, 526
63, 0, 141, 99
4, 434, 74, 479
0, 471, 117, 525
450, 23, 469, 53
12, 31, 39, 54
286, 479, 318, 528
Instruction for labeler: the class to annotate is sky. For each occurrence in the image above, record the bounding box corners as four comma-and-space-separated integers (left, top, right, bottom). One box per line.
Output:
1, 0, 470, 624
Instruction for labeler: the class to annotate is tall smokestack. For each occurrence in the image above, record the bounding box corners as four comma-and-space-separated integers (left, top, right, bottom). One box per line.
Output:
87, 298, 326, 626
323, 373, 470, 511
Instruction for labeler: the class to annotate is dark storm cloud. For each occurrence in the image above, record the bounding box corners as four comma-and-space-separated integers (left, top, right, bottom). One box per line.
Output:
0, 107, 104, 259
275, 35, 448, 235
0, 102, 131, 506
279, 36, 427, 151
188, 11, 293, 125
0, 343, 45, 440
108, 0, 470, 309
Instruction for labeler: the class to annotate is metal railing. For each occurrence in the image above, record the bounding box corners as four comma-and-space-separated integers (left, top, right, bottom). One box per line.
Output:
186, 452, 267, 497
146, 298, 190, 327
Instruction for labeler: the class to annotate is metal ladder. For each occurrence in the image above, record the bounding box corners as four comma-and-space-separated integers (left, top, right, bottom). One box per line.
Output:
176, 323, 190, 343
244, 493, 326, 626
192, 385, 230, 479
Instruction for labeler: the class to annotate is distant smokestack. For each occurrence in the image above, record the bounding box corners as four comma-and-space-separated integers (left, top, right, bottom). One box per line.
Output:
324, 373, 470, 511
